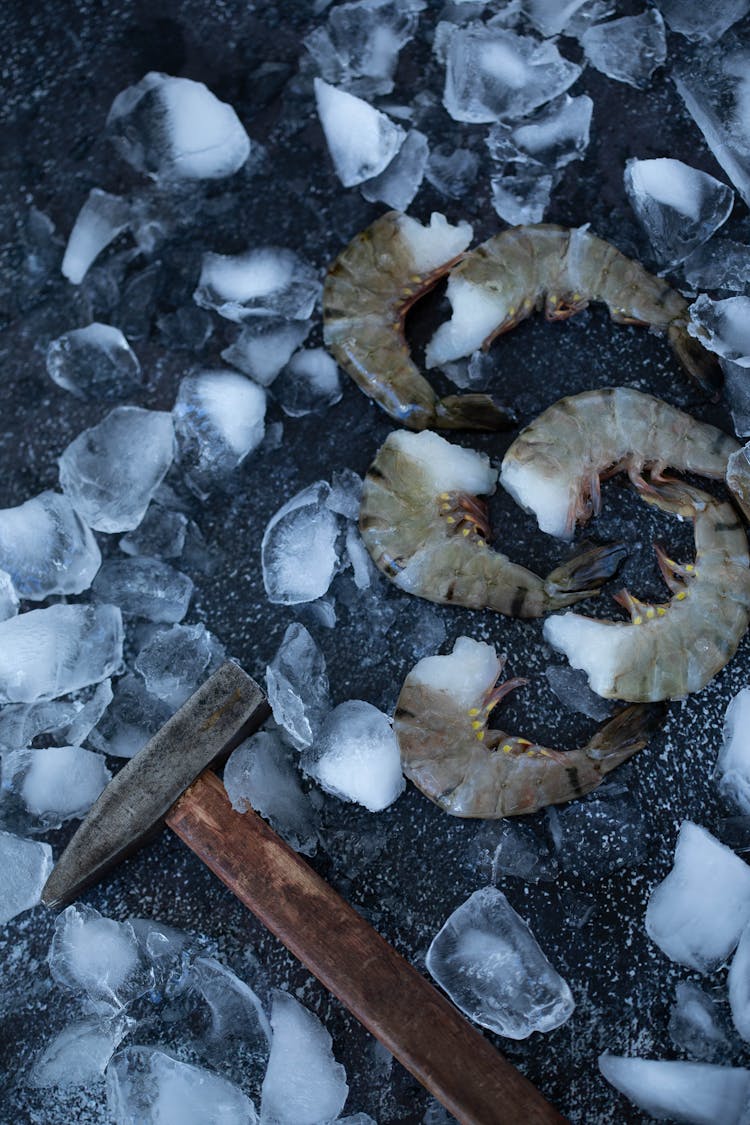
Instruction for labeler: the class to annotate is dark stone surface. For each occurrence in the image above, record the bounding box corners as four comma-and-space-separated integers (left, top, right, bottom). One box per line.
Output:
1, 1, 750, 1122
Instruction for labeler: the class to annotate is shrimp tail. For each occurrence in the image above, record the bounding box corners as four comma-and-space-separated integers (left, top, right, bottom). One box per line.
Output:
667, 324, 722, 401
584, 702, 667, 769
434, 393, 517, 431
544, 541, 627, 608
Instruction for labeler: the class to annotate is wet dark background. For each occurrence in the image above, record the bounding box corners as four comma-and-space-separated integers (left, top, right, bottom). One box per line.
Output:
2, 0, 750, 1121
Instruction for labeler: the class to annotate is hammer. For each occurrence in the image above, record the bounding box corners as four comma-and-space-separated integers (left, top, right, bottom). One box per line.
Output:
42, 661, 567, 1125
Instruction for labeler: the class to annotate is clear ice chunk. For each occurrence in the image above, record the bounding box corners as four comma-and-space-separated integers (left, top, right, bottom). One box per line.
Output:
682, 240, 750, 294
273, 348, 342, 417
655, 0, 750, 43
265, 623, 330, 750
327, 468, 363, 521
221, 319, 312, 386
134, 622, 225, 709
107, 72, 251, 182
716, 688, 750, 813
674, 39, 750, 209
425, 146, 480, 198
314, 77, 406, 186
688, 295, 750, 367
119, 503, 188, 559
62, 189, 132, 285
195, 248, 320, 323
106, 1045, 258, 1124
92, 557, 194, 623
521, 0, 614, 38
645, 821, 750, 972
0, 829, 53, 924
3, 745, 111, 828
30, 1015, 134, 1089
546, 784, 648, 880
0, 604, 123, 703
0, 490, 101, 599
360, 128, 429, 210
490, 168, 554, 225
467, 819, 558, 884
182, 954, 271, 1049
173, 370, 266, 495
49, 905, 153, 1014
442, 23, 582, 124
302, 699, 404, 812
260, 991, 348, 1125
487, 93, 593, 171
669, 981, 731, 1061
598, 1052, 750, 1125
580, 11, 666, 90
88, 674, 172, 759
0, 570, 18, 622
0, 679, 113, 752
59, 406, 176, 533
47, 323, 142, 401
425, 886, 575, 1038
624, 158, 734, 268
730, 922, 750, 1042
545, 665, 612, 720
157, 305, 214, 352
261, 482, 341, 605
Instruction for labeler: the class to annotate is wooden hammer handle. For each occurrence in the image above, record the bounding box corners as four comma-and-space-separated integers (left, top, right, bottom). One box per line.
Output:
167, 770, 567, 1125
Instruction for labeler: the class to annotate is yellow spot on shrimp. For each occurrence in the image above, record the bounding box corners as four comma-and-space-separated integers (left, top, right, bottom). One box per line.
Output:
657, 607, 667, 616
502, 744, 512, 753
634, 615, 643, 625
572, 292, 582, 301
468, 708, 480, 716
685, 564, 695, 572
476, 730, 485, 741
507, 306, 516, 317
676, 590, 688, 601
446, 516, 455, 524
471, 720, 482, 730
646, 608, 656, 619
439, 492, 450, 500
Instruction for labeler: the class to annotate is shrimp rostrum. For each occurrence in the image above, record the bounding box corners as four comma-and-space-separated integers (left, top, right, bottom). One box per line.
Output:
360, 428, 626, 618
394, 636, 665, 818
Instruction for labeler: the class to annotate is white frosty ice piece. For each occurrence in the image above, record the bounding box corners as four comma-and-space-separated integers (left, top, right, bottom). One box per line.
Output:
624, 158, 734, 268
360, 128, 429, 210
30, 1016, 133, 1089
442, 22, 582, 124
265, 622, 330, 750
4, 745, 111, 828
221, 319, 312, 386
598, 1053, 750, 1125
92, 557, 194, 623
59, 406, 176, 533
195, 248, 320, 323
274, 348, 342, 417
49, 905, 153, 1014
426, 886, 575, 1038
260, 991, 348, 1125
303, 699, 404, 812
173, 370, 266, 494
655, 0, 750, 43
0, 830, 53, 925
385, 430, 497, 498
261, 481, 342, 605
314, 77, 406, 186
0, 604, 123, 703
580, 11, 666, 90
62, 188, 132, 285
716, 688, 750, 814
134, 622, 225, 709
47, 323, 142, 401
106, 1045, 258, 1124
0, 490, 101, 600
107, 72, 251, 182
646, 821, 750, 972
688, 295, 750, 368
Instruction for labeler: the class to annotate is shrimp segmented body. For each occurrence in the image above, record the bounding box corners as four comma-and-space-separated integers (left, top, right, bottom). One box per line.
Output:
323, 211, 515, 431
544, 480, 750, 701
360, 428, 626, 617
394, 636, 665, 817
426, 224, 721, 397
501, 387, 739, 539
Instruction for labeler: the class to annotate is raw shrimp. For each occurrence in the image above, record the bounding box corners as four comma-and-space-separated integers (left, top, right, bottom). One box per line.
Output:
426, 223, 721, 397
359, 428, 626, 617
544, 479, 750, 702
394, 635, 665, 817
323, 211, 514, 431
500, 387, 740, 539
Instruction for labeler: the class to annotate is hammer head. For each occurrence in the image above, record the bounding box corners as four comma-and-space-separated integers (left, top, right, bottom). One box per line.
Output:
41, 662, 270, 908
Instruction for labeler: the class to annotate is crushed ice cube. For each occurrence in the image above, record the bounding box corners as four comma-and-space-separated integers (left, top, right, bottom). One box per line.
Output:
490, 168, 554, 225
716, 688, 750, 813
261, 482, 342, 605
157, 305, 214, 352
546, 784, 648, 880
545, 665, 613, 720
426, 886, 575, 1039
47, 323, 142, 401
273, 348, 342, 417
425, 146, 480, 198
599, 1053, 750, 1124
59, 406, 176, 533
119, 503, 188, 559
221, 319, 311, 386
0, 490, 101, 599
360, 128, 429, 210
30, 1015, 134, 1089
682, 240, 750, 293
0, 829, 53, 924
303, 699, 404, 812
92, 557, 194, 623
107, 72, 251, 182
314, 77, 406, 186
624, 158, 734, 268
50, 904, 153, 1013
224, 730, 319, 855
0, 570, 18, 622
88, 674, 172, 759
260, 991, 348, 1125
0, 680, 113, 752
173, 370, 266, 495
730, 922, 750, 1042
442, 23, 582, 124
581, 11, 666, 89
183, 954, 271, 1050
688, 295, 750, 367
645, 821, 750, 972
327, 468, 363, 521
655, 0, 750, 42
195, 248, 320, 323
467, 819, 558, 884
134, 622, 225, 709
3, 745, 111, 829
487, 93, 593, 171
669, 981, 731, 1061
521, 0, 614, 38
0, 604, 123, 703
265, 623, 330, 750
62, 189, 132, 285
345, 525, 372, 589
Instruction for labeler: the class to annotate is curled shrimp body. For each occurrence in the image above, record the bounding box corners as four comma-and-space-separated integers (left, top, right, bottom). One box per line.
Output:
500, 387, 739, 539
359, 428, 626, 618
425, 224, 721, 397
323, 211, 514, 431
544, 480, 750, 702
394, 636, 665, 818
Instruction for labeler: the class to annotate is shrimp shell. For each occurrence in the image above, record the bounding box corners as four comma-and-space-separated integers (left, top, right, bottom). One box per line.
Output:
360, 428, 626, 618
544, 480, 750, 702
394, 636, 665, 818
500, 387, 739, 539
426, 224, 721, 397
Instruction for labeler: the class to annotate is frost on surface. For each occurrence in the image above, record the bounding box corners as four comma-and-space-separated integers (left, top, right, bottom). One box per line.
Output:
3, 745, 111, 829
302, 699, 404, 812
314, 77, 406, 186
0, 830, 53, 925
265, 622, 330, 750
47, 323, 142, 401
195, 248, 320, 323
0, 490, 101, 600
598, 1053, 750, 1125
261, 482, 341, 605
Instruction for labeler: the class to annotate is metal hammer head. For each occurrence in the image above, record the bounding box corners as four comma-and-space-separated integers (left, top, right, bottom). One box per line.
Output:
41, 661, 270, 909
